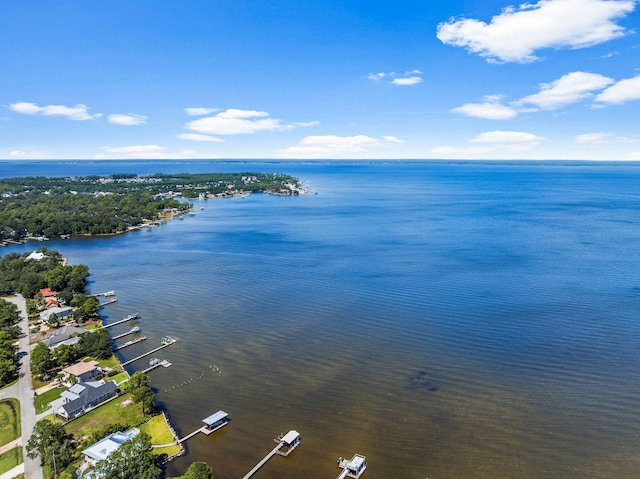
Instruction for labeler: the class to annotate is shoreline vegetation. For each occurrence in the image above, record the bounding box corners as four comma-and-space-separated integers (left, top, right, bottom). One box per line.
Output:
0, 248, 206, 478
0, 172, 307, 243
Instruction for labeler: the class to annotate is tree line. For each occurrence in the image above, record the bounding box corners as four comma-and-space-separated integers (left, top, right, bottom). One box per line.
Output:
0, 171, 302, 240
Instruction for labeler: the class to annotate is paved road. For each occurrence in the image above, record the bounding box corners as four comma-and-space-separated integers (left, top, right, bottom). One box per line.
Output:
4, 294, 43, 479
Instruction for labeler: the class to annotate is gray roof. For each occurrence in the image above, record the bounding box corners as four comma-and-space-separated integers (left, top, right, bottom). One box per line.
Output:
59, 381, 117, 418
202, 410, 228, 426
43, 324, 87, 348
82, 431, 132, 462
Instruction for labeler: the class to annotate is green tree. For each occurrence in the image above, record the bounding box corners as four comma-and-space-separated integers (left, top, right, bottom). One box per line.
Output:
125, 371, 155, 415
82, 296, 100, 317
124, 371, 150, 392
26, 420, 75, 471
78, 329, 113, 359
182, 461, 214, 479
30, 342, 53, 378
0, 358, 17, 386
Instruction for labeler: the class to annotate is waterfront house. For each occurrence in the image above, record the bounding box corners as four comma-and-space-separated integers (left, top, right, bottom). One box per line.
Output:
56, 379, 118, 420
39, 306, 73, 324
26, 251, 46, 261
61, 360, 101, 385
82, 431, 134, 466
43, 324, 87, 348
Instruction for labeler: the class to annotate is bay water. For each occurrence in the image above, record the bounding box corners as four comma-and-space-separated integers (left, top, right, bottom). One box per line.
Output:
2, 161, 640, 478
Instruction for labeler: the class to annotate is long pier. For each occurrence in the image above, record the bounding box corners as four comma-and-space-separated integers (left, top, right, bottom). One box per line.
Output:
101, 313, 139, 329
112, 327, 140, 340
99, 297, 118, 306
242, 431, 300, 479
113, 336, 147, 351
120, 338, 178, 367
92, 291, 116, 297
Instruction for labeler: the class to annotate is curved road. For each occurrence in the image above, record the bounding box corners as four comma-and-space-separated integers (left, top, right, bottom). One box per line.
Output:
1, 295, 43, 479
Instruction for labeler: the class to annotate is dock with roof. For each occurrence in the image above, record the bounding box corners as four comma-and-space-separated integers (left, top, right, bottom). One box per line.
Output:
241, 430, 300, 479
336, 454, 367, 479
174, 411, 230, 444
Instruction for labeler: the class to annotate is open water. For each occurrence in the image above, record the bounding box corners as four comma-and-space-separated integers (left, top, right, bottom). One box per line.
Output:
2, 161, 640, 479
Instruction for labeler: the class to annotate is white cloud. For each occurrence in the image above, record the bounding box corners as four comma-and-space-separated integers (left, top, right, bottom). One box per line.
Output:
575, 132, 638, 144
184, 107, 219, 116
185, 108, 314, 136
278, 135, 404, 158
627, 151, 640, 159
595, 74, 640, 104
368, 69, 424, 86
391, 76, 423, 86
107, 113, 147, 126
437, 0, 636, 63
470, 130, 545, 146
8, 149, 41, 158
453, 95, 518, 119
432, 130, 545, 158
176, 133, 225, 142
575, 132, 616, 144
453, 71, 616, 119
10, 102, 102, 120
516, 72, 614, 109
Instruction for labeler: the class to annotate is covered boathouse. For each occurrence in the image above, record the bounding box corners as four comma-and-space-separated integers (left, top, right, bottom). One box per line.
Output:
337, 454, 367, 478
202, 410, 230, 432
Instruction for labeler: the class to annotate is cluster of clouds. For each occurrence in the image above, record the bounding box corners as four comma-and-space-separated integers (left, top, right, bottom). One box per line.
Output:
437, 0, 636, 63
6, 0, 640, 160
7, 100, 404, 158
278, 135, 404, 158
454, 71, 640, 120
10, 102, 147, 126
177, 108, 318, 142
433, 0, 640, 159
368, 70, 423, 86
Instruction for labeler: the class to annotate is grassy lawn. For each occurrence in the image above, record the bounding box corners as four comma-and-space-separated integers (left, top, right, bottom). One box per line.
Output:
0, 399, 20, 446
139, 414, 182, 457
64, 393, 145, 438
0, 446, 23, 475
35, 387, 64, 414
97, 354, 121, 370
109, 371, 129, 385
83, 322, 102, 331
32, 377, 54, 390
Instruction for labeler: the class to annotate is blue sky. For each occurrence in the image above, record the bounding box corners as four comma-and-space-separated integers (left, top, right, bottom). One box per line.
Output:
1, 0, 639, 160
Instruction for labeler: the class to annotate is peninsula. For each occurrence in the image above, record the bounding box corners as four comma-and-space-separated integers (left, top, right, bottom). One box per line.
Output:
0, 172, 305, 242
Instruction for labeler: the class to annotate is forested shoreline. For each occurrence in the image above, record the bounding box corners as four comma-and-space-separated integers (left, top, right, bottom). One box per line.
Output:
0, 172, 303, 241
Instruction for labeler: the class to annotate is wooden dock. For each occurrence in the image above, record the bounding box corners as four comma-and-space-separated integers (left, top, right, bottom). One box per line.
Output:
99, 297, 118, 306
142, 358, 172, 373
92, 291, 116, 297
101, 313, 140, 329
113, 336, 147, 351
170, 411, 230, 444
120, 337, 178, 366
242, 431, 300, 479
112, 327, 140, 340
